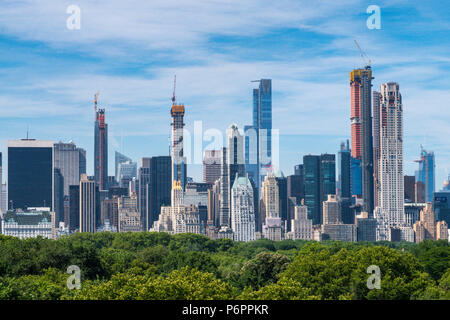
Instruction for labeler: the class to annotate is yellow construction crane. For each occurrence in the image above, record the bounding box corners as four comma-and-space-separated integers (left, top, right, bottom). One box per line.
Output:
354, 40, 371, 67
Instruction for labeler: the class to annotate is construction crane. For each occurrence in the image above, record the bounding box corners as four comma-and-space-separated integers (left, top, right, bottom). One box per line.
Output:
94, 91, 100, 113
171, 75, 176, 105
354, 40, 371, 67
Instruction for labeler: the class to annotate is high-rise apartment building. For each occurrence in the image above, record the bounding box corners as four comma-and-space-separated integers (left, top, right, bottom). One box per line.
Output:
350, 66, 374, 215
79, 174, 97, 233
374, 82, 411, 241
7, 139, 54, 211
261, 172, 282, 241
231, 175, 255, 242
289, 203, 313, 240
54, 141, 86, 196
118, 193, 141, 232
323, 194, 341, 225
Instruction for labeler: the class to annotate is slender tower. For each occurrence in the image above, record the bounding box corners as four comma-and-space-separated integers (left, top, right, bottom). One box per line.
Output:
94, 92, 108, 190
350, 66, 374, 216
170, 76, 186, 190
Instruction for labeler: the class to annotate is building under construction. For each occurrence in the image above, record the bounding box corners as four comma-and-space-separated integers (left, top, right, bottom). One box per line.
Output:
171, 76, 187, 190
350, 66, 374, 216
94, 92, 108, 190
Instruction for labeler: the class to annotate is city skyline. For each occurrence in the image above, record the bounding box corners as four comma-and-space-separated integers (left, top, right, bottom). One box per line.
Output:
0, 1, 449, 187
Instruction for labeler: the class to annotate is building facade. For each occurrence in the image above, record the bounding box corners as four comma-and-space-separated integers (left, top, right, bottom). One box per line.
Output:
231, 175, 255, 242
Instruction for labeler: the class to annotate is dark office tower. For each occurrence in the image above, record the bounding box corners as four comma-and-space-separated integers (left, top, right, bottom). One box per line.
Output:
294, 164, 303, 176
7, 139, 54, 210
275, 174, 288, 223
79, 174, 96, 233
351, 156, 362, 197
147, 156, 171, 229
69, 185, 80, 232
94, 95, 108, 190
320, 154, 336, 203
138, 159, 151, 230
404, 175, 416, 203
338, 141, 351, 199
54, 142, 86, 196
287, 174, 304, 205
115, 151, 132, 183
203, 150, 221, 184
54, 168, 64, 225
372, 91, 381, 208
350, 66, 374, 216
433, 191, 450, 226
303, 155, 321, 225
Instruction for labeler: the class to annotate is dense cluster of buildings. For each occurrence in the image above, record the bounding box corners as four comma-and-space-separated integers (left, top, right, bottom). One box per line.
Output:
0, 69, 448, 243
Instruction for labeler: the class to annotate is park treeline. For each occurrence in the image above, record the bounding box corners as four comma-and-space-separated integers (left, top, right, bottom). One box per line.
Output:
0, 232, 448, 300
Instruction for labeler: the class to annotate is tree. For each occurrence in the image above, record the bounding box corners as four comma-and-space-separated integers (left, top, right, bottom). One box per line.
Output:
239, 251, 291, 290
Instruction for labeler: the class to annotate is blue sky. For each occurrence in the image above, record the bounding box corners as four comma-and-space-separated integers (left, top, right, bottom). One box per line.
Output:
0, 0, 449, 186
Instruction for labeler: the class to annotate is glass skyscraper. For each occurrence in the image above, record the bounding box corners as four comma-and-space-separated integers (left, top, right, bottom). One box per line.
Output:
245, 79, 272, 194
7, 139, 54, 211
415, 147, 435, 203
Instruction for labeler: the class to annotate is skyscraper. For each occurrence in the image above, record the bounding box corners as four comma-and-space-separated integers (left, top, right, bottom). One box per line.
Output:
231, 174, 255, 242
374, 82, 411, 241
320, 153, 336, 206
350, 66, 374, 215
338, 140, 351, 199
415, 147, 435, 203
54, 141, 86, 196
141, 156, 171, 230
289, 203, 313, 240
117, 160, 137, 188
69, 185, 80, 232
219, 147, 230, 228
245, 79, 272, 193
7, 139, 54, 211
54, 168, 64, 224
171, 81, 187, 190
227, 124, 245, 192
303, 155, 321, 225
79, 174, 96, 233
323, 194, 341, 225
115, 151, 132, 183
94, 95, 108, 191
203, 150, 221, 184
261, 172, 282, 241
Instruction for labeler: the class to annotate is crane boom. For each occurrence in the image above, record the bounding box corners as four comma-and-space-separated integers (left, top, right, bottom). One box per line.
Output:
172, 75, 176, 105
354, 40, 371, 67
94, 91, 100, 113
